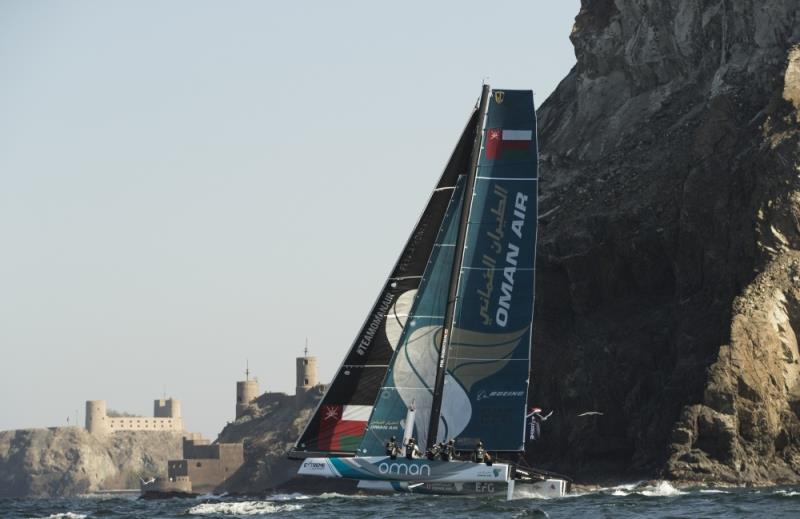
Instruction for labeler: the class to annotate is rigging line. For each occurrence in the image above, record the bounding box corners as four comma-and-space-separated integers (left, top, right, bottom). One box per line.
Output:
475, 176, 538, 181
433, 186, 456, 192
392, 305, 406, 330
460, 266, 535, 271
389, 275, 423, 281
449, 356, 529, 362
378, 386, 437, 391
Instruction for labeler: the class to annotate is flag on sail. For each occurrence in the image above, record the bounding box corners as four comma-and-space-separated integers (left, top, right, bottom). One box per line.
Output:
316, 405, 372, 452
485, 128, 533, 160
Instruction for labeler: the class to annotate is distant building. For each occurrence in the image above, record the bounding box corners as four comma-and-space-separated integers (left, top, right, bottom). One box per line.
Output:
295, 348, 319, 406
85, 398, 184, 435
141, 433, 244, 495
236, 363, 260, 419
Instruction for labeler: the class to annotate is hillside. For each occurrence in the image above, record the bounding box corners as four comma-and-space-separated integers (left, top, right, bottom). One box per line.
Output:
0, 427, 182, 497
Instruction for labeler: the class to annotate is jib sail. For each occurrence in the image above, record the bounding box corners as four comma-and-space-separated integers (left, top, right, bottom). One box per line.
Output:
289, 107, 479, 458
356, 177, 466, 455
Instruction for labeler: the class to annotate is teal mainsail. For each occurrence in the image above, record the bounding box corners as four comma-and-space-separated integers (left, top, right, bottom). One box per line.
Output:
440, 90, 538, 451
358, 177, 466, 455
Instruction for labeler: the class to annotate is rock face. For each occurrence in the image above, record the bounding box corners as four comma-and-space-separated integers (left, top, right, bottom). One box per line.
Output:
529, 0, 800, 484
0, 428, 182, 497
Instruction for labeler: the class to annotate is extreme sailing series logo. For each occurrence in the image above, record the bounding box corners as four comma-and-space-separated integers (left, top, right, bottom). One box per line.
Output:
302, 461, 326, 471
478, 185, 529, 328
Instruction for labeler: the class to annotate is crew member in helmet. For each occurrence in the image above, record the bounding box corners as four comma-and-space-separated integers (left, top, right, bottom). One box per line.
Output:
442, 439, 456, 461
472, 440, 492, 465
405, 437, 421, 460
385, 436, 398, 460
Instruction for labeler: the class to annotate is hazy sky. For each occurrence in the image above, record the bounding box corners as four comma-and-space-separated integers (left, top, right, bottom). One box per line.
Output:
0, 1, 579, 438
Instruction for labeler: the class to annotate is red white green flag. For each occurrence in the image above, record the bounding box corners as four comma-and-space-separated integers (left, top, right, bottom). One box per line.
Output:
485, 128, 533, 160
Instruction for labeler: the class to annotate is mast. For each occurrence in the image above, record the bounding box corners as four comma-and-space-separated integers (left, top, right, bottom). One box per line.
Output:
426, 84, 490, 449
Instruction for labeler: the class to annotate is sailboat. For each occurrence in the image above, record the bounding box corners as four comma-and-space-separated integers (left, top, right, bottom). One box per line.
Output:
289, 85, 570, 499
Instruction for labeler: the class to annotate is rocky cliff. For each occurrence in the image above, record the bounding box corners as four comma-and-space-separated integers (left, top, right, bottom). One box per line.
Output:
529, 0, 800, 484
0, 428, 182, 497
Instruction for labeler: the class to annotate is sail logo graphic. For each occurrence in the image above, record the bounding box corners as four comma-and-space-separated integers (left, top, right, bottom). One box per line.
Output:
478, 390, 525, 401
302, 461, 326, 471
378, 462, 432, 477
356, 292, 394, 355
496, 192, 529, 327
323, 406, 340, 421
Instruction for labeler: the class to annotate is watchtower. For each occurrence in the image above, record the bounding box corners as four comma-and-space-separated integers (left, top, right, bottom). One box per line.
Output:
236, 361, 260, 419
85, 400, 109, 435
154, 397, 181, 418
296, 343, 318, 396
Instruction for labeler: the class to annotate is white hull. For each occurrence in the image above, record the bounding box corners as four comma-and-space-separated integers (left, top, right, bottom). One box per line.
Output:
356, 477, 567, 499
297, 456, 568, 499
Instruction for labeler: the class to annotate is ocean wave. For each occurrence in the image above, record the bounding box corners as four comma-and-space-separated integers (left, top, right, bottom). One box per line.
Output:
606, 481, 684, 497
33, 514, 88, 519
188, 501, 303, 515
317, 492, 373, 499
265, 493, 312, 501
698, 489, 730, 494
774, 490, 800, 497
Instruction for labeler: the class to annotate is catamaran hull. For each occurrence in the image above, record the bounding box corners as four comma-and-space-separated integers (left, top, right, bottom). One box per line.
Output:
297, 456, 567, 499
356, 478, 567, 499
298, 456, 509, 483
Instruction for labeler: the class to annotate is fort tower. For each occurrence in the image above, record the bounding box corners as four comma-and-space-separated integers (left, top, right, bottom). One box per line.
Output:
236, 361, 260, 419
295, 343, 318, 396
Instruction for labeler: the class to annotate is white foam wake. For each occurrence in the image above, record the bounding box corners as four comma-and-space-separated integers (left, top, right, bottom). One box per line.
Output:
188, 501, 303, 515
35, 514, 88, 519
606, 481, 684, 497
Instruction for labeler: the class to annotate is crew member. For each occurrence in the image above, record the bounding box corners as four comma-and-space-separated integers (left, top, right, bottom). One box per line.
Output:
442, 439, 456, 461
472, 440, 492, 465
426, 442, 441, 460
405, 437, 421, 460
385, 436, 398, 460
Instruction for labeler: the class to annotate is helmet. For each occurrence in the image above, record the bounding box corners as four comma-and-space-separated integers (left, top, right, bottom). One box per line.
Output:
390, 436, 396, 441
448, 439, 454, 444
477, 441, 483, 447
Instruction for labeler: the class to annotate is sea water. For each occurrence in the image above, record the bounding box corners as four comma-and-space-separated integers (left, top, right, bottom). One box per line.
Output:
3, 482, 800, 518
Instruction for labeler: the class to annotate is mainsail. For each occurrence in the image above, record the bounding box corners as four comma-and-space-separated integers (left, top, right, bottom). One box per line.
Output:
289, 108, 480, 458
438, 89, 538, 452
355, 87, 539, 455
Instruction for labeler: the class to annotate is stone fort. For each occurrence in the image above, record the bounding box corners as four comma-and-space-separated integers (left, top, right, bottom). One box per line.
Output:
85, 398, 184, 435
87, 350, 320, 437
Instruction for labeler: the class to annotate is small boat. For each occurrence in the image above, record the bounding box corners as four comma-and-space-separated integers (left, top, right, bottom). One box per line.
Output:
289, 85, 570, 499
